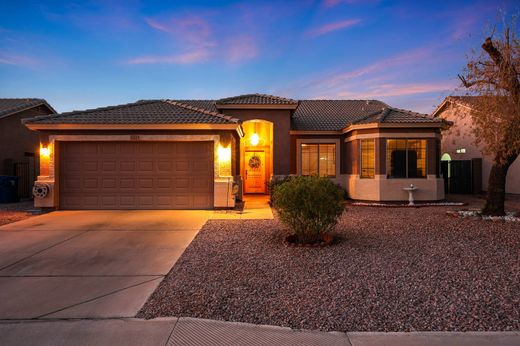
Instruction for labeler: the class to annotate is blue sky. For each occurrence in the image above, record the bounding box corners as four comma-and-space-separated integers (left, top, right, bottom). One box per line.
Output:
0, 0, 517, 113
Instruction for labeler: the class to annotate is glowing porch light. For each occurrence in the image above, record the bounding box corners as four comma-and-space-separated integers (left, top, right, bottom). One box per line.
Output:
250, 133, 260, 146
217, 145, 232, 176
40, 146, 50, 157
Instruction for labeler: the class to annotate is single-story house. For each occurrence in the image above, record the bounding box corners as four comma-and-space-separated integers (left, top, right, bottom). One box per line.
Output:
23, 94, 446, 210
433, 96, 520, 194
0, 98, 56, 198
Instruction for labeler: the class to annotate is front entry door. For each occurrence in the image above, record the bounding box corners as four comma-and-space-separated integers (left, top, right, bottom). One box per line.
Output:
244, 151, 266, 194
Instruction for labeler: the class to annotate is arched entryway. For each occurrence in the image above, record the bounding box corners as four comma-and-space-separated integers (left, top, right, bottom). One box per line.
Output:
240, 120, 273, 194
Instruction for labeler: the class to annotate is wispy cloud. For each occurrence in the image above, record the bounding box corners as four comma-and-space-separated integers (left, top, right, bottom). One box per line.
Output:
323, 0, 379, 7
0, 53, 38, 67
306, 19, 362, 37
128, 14, 259, 65
226, 35, 258, 63
127, 50, 211, 65
337, 81, 457, 98
298, 45, 435, 91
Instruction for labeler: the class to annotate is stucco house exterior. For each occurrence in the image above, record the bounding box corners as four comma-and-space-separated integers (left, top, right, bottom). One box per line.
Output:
23, 94, 446, 210
433, 96, 520, 195
0, 98, 56, 198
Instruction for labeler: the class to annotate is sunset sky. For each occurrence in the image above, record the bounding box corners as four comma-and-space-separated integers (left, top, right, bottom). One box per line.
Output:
0, 0, 518, 113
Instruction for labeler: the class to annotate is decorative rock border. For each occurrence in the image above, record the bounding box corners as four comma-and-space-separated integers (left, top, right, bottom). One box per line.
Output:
447, 209, 520, 222
350, 202, 466, 208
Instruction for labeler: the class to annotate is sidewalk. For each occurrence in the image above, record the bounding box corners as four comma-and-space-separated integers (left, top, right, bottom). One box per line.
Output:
0, 317, 519, 346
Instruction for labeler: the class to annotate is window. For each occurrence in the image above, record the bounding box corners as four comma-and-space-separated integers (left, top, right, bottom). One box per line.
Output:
301, 143, 336, 177
360, 139, 375, 178
387, 139, 427, 178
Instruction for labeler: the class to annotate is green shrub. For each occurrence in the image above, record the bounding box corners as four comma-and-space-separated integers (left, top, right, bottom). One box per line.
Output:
272, 175, 345, 244
266, 176, 294, 204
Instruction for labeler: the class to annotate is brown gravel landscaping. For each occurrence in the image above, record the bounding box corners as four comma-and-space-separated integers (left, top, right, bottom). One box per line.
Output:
0, 210, 33, 226
138, 205, 520, 332
0, 201, 35, 226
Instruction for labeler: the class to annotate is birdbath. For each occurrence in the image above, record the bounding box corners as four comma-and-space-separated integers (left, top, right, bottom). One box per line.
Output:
402, 184, 418, 206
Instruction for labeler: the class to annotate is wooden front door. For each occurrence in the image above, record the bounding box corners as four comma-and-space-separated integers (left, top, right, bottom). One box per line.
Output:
244, 150, 266, 194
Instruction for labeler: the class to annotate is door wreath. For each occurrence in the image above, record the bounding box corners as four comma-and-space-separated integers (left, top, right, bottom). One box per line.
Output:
248, 155, 261, 169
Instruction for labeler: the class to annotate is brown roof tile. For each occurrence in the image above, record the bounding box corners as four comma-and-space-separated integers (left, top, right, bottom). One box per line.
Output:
0, 98, 56, 119
24, 100, 239, 125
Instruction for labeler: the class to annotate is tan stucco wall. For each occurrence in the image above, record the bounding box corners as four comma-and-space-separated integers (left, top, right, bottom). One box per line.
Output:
438, 102, 520, 194
347, 174, 444, 201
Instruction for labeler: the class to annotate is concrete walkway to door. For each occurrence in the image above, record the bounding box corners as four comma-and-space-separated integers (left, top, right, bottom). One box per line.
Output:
211, 195, 273, 220
0, 210, 210, 319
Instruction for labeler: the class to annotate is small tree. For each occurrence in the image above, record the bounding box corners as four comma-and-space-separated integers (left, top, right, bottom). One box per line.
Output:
272, 176, 344, 244
458, 17, 520, 215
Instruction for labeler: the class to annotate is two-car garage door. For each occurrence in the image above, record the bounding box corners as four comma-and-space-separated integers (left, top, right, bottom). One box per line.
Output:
59, 141, 214, 210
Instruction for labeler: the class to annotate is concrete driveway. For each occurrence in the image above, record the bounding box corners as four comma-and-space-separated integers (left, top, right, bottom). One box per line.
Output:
0, 210, 210, 319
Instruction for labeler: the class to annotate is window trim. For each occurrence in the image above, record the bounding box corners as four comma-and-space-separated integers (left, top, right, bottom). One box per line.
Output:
386, 138, 428, 179
296, 138, 340, 178
359, 139, 375, 179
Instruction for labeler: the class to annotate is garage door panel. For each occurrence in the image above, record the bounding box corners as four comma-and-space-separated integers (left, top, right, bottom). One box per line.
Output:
60, 141, 214, 209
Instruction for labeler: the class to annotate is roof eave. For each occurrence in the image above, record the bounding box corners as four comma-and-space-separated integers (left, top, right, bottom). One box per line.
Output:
289, 130, 342, 135
24, 123, 241, 131
341, 122, 445, 133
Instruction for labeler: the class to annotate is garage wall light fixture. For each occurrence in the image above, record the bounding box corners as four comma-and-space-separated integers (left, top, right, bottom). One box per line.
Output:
40, 146, 50, 157
217, 144, 232, 177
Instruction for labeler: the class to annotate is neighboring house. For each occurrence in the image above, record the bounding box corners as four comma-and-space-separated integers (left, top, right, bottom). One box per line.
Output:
23, 94, 446, 210
0, 98, 56, 198
433, 96, 520, 195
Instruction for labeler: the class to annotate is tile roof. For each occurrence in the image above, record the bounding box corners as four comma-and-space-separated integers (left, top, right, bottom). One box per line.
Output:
216, 93, 298, 105
23, 95, 442, 130
292, 100, 442, 131
0, 98, 56, 119
292, 100, 387, 131
24, 100, 239, 125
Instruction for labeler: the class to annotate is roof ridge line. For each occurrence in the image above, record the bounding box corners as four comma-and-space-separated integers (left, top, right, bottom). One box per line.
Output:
387, 106, 430, 118
216, 93, 297, 104
163, 100, 240, 123
351, 108, 385, 124
22, 100, 160, 124
60, 100, 159, 117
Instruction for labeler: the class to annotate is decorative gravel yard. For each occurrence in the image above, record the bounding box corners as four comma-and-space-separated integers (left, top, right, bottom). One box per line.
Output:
138, 206, 520, 332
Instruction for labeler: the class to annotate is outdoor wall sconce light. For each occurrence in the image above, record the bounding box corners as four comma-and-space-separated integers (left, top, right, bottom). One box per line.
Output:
250, 133, 260, 146
40, 146, 50, 157
217, 144, 232, 177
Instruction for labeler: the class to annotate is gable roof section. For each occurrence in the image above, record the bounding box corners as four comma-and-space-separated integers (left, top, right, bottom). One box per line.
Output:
292, 100, 383, 131
216, 93, 298, 106
0, 98, 56, 119
24, 100, 240, 127
432, 95, 481, 117
292, 100, 443, 131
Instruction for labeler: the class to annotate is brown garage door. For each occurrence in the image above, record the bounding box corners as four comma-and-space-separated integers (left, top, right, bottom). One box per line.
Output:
59, 141, 214, 210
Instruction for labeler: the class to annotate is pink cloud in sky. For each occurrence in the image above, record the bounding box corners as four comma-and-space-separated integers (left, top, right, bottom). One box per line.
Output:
226, 35, 258, 63
129, 14, 258, 65
337, 81, 457, 98
323, 0, 379, 7
145, 17, 213, 47
308, 45, 435, 89
0, 53, 38, 66
307, 19, 362, 37
127, 49, 211, 65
